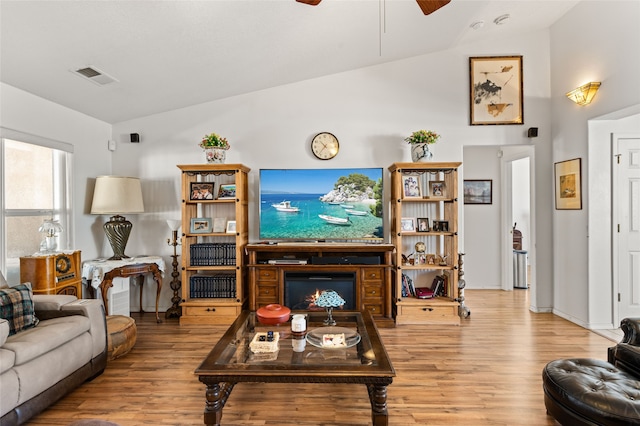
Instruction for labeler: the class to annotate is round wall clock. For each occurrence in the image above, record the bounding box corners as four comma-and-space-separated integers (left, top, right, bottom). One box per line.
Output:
55, 254, 72, 274
311, 132, 339, 160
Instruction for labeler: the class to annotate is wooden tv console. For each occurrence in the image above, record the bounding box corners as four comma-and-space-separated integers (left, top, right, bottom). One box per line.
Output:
246, 243, 395, 326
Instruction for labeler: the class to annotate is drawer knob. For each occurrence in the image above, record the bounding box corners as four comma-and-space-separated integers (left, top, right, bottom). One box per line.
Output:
265, 290, 270, 294
206, 307, 216, 312
372, 290, 376, 294
422, 308, 433, 312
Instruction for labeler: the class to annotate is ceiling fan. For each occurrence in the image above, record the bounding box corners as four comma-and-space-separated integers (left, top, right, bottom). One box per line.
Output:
295, 0, 451, 16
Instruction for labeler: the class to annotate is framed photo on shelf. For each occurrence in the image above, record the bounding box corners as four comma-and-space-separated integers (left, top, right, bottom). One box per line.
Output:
429, 181, 446, 197
217, 184, 236, 199
554, 158, 582, 210
469, 55, 523, 125
432, 220, 449, 232
417, 217, 430, 232
226, 220, 237, 234
400, 217, 415, 232
212, 217, 227, 233
190, 217, 212, 234
189, 182, 215, 200
463, 179, 493, 204
401, 175, 421, 198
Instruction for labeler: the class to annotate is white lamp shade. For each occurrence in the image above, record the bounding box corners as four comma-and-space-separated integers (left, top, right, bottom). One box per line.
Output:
166, 219, 181, 231
91, 176, 145, 214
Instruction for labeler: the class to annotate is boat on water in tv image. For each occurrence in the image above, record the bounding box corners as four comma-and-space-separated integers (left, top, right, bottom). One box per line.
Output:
271, 200, 300, 213
259, 168, 384, 241
318, 214, 351, 226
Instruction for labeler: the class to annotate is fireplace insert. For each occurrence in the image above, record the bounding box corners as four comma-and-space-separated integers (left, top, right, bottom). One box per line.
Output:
284, 272, 356, 311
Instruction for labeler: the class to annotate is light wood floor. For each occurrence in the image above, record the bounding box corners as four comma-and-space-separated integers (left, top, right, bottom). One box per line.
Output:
26, 290, 617, 426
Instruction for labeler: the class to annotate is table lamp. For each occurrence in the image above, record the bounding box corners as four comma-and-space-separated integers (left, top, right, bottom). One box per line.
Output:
38, 219, 63, 252
90, 176, 144, 260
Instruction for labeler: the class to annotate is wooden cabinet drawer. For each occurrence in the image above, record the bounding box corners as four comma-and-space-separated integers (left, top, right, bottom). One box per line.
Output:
257, 284, 278, 298
362, 268, 383, 282
362, 284, 383, 300
363, 303, 383, 316
183, 306, 239, 317
396, 303, 460, 325
257, 268, 278, 282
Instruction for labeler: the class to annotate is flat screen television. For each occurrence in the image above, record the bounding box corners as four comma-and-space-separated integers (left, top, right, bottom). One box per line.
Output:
259, 168, 384, 242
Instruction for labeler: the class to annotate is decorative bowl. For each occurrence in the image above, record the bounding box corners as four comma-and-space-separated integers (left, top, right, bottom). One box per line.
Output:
256, 304, 291, 325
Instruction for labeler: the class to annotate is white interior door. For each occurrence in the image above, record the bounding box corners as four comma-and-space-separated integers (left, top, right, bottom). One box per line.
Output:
615, 136, 640, 321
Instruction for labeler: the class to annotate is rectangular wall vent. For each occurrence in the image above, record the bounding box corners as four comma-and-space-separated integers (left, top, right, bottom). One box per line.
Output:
72, 66, 118, 86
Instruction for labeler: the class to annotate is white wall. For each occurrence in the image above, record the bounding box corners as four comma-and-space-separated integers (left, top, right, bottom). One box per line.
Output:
0, 82, 112, 263
550, 1, 640, 328
462, 146, 502, 289
112, 30, 554, 312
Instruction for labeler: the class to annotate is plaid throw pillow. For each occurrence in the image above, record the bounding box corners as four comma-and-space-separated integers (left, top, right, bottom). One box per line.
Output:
0, 284, 39, 335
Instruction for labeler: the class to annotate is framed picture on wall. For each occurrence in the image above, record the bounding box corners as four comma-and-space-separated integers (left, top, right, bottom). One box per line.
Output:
463, 180, 493, 204
469, 56, 524, 125
554, 158, 582, 210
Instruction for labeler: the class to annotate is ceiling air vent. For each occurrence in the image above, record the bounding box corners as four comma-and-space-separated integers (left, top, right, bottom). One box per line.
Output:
72, 66, 118, 86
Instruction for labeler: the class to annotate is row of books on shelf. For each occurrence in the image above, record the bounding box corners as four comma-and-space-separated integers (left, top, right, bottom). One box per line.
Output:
190, 243, 236, 266
189, 273, 236, 298
401, 273, 448, 298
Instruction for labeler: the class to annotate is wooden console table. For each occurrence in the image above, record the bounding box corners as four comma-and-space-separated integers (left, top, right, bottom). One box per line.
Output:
82, 256, 165, 323
246, 243, 394, 325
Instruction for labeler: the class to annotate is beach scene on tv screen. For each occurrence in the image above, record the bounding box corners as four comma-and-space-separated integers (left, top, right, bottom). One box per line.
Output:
259, 168, 384, 240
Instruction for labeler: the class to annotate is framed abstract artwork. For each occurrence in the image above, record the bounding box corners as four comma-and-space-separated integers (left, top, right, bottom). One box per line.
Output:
554, 158, 582, 210
469, 55, 523, 125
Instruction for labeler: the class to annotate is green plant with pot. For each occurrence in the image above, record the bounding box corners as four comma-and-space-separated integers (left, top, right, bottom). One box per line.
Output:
199, 133, 230, 150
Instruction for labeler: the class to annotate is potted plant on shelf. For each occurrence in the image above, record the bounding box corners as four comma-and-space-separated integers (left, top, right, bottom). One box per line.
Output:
199, 133, 230, 163
405, 129, 440, 162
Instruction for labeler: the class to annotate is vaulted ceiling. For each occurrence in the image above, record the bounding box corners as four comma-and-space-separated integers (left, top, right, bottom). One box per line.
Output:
0, 0, 580, 124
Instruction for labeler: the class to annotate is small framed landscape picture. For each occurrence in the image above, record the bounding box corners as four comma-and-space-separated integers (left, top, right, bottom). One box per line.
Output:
429, 181, 446, 197
417, 218, 430, 232
432, 220, 449, 232
463, 180, 493, 205
190, 217, 212, 234
226, 220, 237, 234
402, 175, 421, 198
217, 184, 236, 199
400, 217, 415, 232
189, 182, 215, 200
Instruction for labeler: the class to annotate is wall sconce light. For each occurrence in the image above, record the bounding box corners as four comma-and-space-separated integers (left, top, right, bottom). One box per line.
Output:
566, 82, 601, 106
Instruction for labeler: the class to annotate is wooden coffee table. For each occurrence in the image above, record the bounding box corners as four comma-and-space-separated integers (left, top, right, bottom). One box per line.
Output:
195, 310, 395, 425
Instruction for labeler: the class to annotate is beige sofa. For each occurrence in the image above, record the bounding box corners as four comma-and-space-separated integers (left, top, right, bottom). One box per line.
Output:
0, 272, 107, 425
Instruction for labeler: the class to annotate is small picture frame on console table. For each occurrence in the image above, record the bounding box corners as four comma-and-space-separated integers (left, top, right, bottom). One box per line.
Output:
190, 182, 215, 200
226, 220, 237, 234
217, 184, 236, 199
432, 220, 449, 232
429, 181, 446, 197
417, 218, 430, 232
402, 175, 421, 198
400, 217, 415, 232
190, 217, 212, 234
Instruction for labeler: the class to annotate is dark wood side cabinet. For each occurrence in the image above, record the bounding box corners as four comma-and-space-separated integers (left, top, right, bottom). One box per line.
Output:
20, 250, 82, 296
246, 243, 395, 326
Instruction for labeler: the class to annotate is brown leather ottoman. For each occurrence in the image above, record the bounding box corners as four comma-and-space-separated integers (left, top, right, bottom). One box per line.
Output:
543, 358, 640, 425
106, 315, 137, 360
